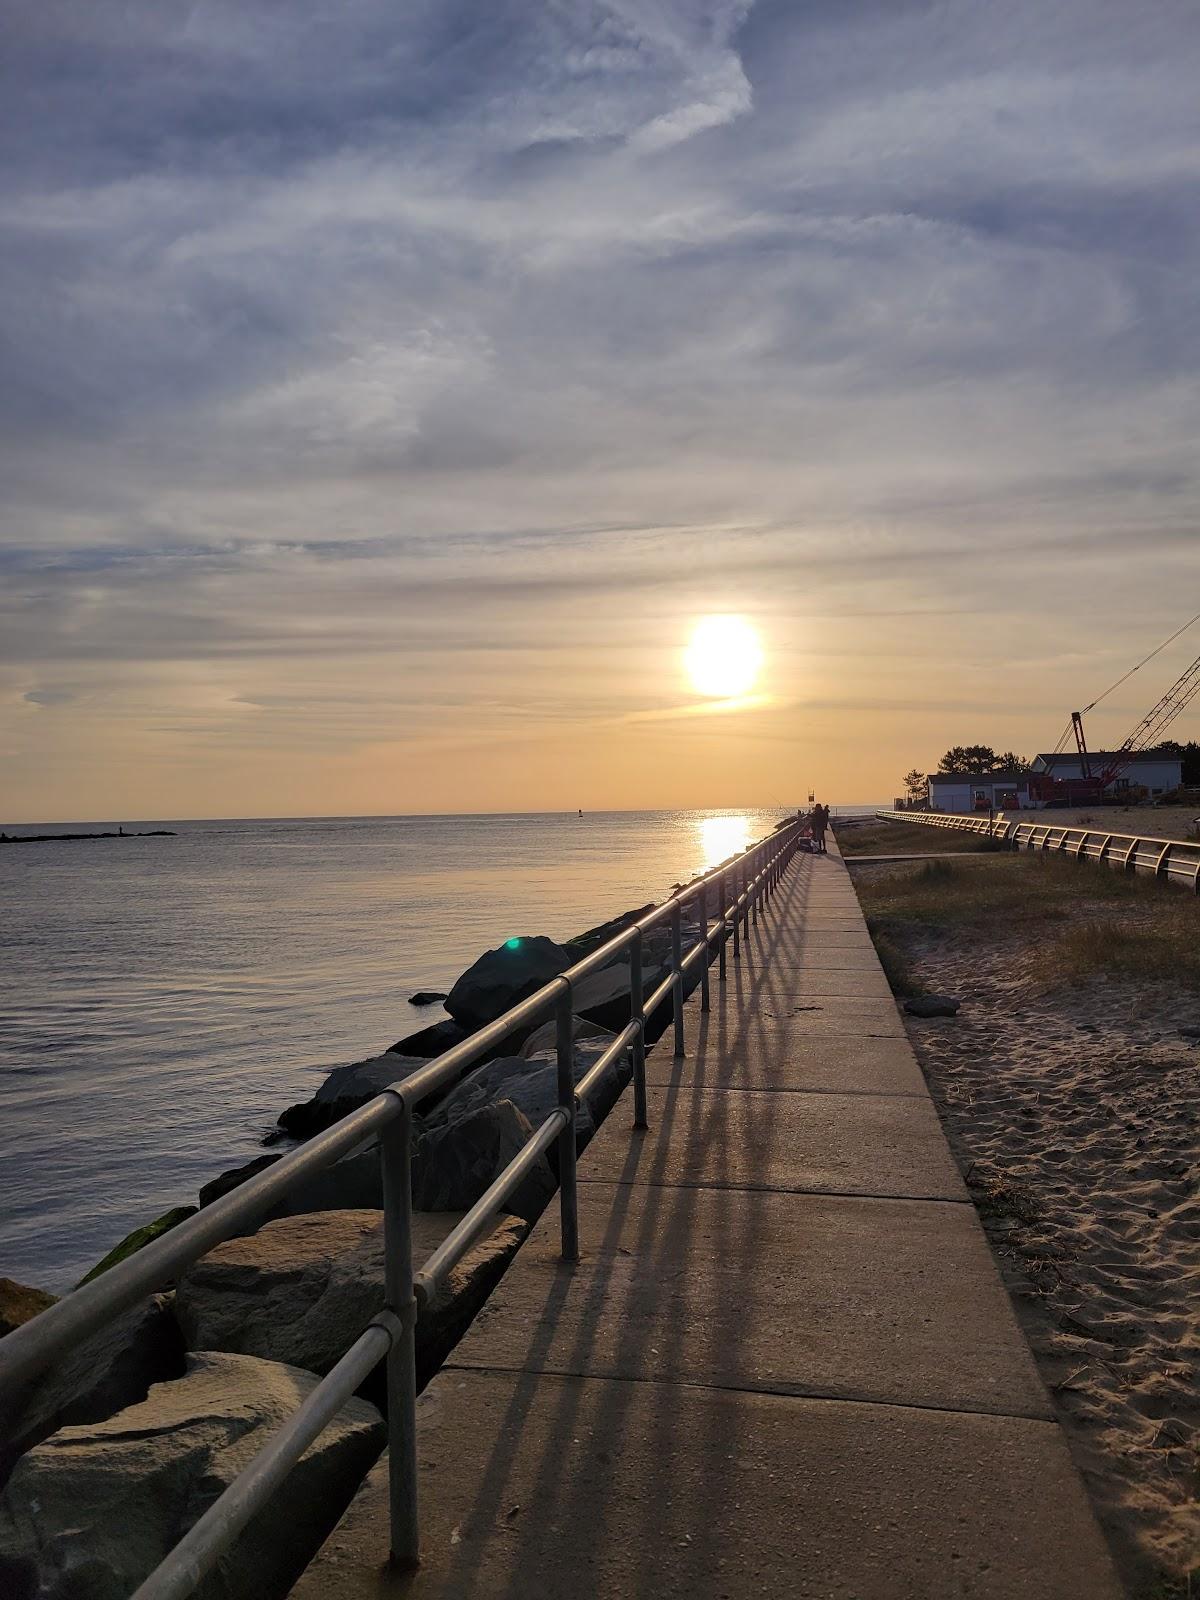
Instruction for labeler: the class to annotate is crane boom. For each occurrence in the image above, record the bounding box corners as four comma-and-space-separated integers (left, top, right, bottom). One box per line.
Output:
1098, 650, 1200, 787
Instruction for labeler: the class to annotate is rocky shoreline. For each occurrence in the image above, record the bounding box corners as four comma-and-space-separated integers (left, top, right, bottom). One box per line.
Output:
0, 851, 757, 1599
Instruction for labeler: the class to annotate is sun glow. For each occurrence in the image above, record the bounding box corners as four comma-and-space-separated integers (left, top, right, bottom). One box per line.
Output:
685, 615, 764, 699
699, 814, 751, 869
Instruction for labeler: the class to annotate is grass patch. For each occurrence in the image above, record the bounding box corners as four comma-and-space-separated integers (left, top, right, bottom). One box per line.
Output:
835, 819, 1007, 857
968, 1171, 1040, 1226
857, 849, 1200, 992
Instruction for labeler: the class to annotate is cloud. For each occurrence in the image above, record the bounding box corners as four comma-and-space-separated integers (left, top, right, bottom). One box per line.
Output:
2, 1, 1199, 814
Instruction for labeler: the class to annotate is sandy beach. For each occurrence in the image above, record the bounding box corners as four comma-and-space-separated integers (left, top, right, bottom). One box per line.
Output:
849, 846, 1200, 1597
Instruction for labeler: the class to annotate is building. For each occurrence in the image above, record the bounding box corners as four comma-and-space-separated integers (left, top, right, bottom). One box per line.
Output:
1028, 752, 1183, 799
926, 771, 1029, 814
927, 752, 1184, 814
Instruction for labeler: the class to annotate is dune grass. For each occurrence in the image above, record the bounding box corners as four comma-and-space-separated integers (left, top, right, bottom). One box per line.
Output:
857, 852, 1200, 987
835, 818, 1007, 857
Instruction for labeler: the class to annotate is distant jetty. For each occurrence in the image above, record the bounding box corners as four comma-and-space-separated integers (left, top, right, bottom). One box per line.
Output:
0, 829, 176, 845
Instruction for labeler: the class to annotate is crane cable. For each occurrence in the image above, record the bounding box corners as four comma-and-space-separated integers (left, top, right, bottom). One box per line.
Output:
1079, 610, 1200, 718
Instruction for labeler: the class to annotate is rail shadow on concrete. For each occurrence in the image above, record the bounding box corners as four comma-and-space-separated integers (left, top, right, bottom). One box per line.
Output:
294, 847, 1124, 1600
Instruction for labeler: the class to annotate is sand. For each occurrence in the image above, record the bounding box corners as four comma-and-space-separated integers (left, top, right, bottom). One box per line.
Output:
853, 861, 1200, 1595
1016, 806, 1200, 843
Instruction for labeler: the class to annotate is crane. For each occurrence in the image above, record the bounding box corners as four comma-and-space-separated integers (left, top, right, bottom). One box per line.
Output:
1035, 615, 1200, 805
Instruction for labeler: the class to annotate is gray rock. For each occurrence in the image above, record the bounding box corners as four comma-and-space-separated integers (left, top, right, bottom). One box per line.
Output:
276, 1053, 429, 1138
412, 1099, 553, 1221
0, 1352, 384, 1600
174, 1209, 526, 1387
388, 1018, 468, 1057
904, 994, 962, 1018
518, 1015, 611, 1059
1179, 1024, 1200, 1042
199, 1148, 385, 1235
445, 935, 573, 1029
428, 1031, 623, 1144
313, 1053, 428, 1106
1, 1294, 184, 1487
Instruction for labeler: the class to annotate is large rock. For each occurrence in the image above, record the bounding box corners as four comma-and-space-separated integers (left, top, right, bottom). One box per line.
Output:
0, 1279, 56, 1339
198, 1147, 385, 1235
428, 1031, 623, 1148
387, 1017, 468, 1057
445, 935, 573, 1029
274, 1053, 429, 1139
411, 1099, 553, 1221
77, 1205, 198, 1286
174, 1209, 526, 1390
0, 1352, 384, 1600
518, 1015, 611, 1059
1, 1294, 184, 1488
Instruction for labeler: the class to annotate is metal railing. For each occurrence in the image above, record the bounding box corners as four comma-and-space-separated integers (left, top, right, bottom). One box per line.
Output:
872, 810, 1200, 891
0, 820, 804, 1599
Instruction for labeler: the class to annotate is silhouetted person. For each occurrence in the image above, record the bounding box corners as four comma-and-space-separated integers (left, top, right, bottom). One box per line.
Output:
812, 803, 828, 853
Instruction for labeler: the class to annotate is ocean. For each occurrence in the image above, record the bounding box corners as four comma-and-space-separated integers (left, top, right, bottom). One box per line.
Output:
1, 806, 881, 1290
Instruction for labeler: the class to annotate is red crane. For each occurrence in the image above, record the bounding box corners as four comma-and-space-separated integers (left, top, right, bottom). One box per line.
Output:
1034, 616, 1200, 805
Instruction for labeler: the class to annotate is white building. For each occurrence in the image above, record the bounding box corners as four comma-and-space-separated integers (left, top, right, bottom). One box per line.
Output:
927, 752, 1184, 813
926, 771, 1029, 815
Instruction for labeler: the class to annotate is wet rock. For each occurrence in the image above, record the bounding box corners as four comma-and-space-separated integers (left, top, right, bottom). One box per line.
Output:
0, 1294, 184, 1488
0, 1352, 384, 1600
174, 1209, 525, 1391
389, 1018, 468, 1056
408, 991, 448, 1006
0, 1278, 56, 1339
274, 1054, 429, 1139
412, 1099, 553, 1221
445, 936, 573, 1030
904, 994, 961, 1018
77, 1206, 198, 1287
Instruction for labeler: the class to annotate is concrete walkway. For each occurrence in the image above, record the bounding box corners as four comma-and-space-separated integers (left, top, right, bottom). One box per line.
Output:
295, 848, 1123, 1600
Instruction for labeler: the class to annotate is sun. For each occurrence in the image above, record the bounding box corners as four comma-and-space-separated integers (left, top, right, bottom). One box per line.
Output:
685, 615, 764, 699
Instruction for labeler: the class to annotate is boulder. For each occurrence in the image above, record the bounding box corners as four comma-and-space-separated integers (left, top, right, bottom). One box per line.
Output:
518, 1015, 611, 1059
77, 1205, 198, 1287
407, 991, 447, 1006
198, 1148, 385, 1235
904, 994, 961, 1018
562, 904, 655, 959
445, 935, 572, 1029
388, 1017, 469, 1057
274, 1054, 428, 1139
0, 1279, 56, 1339
174, 1208, 526, 1390
428, 1031, 623, 1148
0, 1294, 184, 1488
412, 1099, 553, 1221
0, 1351, 384, 1600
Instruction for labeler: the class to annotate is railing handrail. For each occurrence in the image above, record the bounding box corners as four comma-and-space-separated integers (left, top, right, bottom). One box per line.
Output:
0, 817, 805, 1600
870, 810, 1200, 890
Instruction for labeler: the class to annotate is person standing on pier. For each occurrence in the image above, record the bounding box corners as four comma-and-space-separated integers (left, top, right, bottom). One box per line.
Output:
812, 802, 829, 853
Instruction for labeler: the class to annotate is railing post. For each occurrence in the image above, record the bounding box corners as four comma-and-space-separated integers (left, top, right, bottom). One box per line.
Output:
718, 869, 728, 982
670, 900, 686, 1057
381, 1101, 419, 1570
732, 863, 741, 960
556, 983, 579, 1261
630, 929, 648, 1130
751, 848, 760, 926
699, 889, 711, 1013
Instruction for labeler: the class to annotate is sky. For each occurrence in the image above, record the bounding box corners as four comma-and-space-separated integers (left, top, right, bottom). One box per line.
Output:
2, 1, 1199, 821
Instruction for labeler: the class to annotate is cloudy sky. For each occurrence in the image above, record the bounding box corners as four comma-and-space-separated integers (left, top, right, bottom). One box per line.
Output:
3, 1, 1198, 820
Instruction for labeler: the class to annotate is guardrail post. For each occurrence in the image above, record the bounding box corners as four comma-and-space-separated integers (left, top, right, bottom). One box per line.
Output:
556, 983, 579, 1261
671, 900, 685, 1057
718, 869, 728, 982
732, 863, 741, 960
751, 848, 761, 926
698, 889, 711, 1012
630, 929, 648, 1129
381, 1101, 419, 1569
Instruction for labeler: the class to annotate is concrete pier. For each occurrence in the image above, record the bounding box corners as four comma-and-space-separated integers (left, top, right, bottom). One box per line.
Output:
295, 846, 1123, 1599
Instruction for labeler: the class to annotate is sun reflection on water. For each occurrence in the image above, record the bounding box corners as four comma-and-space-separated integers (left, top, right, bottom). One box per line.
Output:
699, 814, 752, 871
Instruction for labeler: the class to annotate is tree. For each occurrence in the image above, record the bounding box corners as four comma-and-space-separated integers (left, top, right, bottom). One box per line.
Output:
902, 768, 928, 806
994, 751, 1029, 772
937, 745, 998, 776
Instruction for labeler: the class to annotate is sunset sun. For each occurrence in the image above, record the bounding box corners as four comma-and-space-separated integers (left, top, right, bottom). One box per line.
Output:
685, 615, 764, 699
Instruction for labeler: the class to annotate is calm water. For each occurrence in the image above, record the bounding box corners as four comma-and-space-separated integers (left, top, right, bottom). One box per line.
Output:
1, 807, 877, 1289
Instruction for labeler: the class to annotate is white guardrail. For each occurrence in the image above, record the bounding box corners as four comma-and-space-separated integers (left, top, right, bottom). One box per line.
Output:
874, 810, 1200, 892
